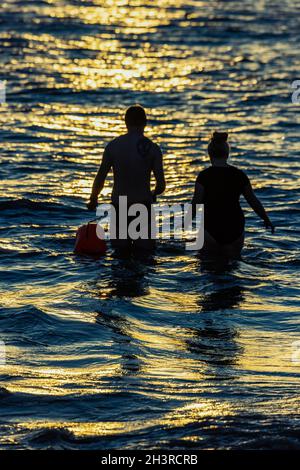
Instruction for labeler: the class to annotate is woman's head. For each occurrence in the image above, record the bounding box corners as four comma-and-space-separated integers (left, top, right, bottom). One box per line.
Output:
208, 131, 229, 160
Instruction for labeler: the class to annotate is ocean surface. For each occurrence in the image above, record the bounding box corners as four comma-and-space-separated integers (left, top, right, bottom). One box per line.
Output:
0, 0, 300, 450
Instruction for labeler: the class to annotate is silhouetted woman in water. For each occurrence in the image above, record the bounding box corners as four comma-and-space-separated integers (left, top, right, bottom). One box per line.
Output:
192, 132, 274, 258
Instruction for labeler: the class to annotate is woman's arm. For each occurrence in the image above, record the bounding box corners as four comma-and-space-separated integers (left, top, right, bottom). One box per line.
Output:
182, 181, 204, 232
192, 182, 204, 216
242, 183, 275, 233
184, 181, 204, 224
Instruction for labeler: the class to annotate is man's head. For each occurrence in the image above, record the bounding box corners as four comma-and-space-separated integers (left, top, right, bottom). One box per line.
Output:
125, 105, 147, 131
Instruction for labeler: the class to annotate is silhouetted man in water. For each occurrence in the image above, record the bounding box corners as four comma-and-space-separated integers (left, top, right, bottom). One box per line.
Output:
87, 105, 165, 252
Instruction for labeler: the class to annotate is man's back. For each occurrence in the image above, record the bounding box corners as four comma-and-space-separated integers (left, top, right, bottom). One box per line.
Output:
101, 131, 164, 205
88, 105, 165, 218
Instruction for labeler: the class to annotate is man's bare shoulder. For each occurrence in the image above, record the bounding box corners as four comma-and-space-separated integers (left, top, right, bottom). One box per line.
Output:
104, 135, 129, 157
106, 134, 162, 157
140, 136, 161, 154
106, 134, 127, 147
151, 141, 162, 157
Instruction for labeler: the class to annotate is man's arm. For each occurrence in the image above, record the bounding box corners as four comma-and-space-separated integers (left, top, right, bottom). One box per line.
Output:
242, 182, 275, 233
87, 146, 112, 210
152, 144, 165, 201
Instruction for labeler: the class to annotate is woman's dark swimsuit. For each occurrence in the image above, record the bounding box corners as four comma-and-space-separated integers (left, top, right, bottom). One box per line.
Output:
196, 166, 250, 245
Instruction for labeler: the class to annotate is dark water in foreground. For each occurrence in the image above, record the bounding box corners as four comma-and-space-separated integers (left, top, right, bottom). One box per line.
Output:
0, 0, 300, 450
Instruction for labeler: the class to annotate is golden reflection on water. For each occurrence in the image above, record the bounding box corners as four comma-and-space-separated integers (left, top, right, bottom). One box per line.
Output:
1, 0, 299, 447
10, 398, 234, 440
1, 0, 236, 104
1, 317, 300, 441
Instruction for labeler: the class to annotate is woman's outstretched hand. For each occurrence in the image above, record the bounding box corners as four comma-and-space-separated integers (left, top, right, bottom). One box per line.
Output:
264, 219, 275, 234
